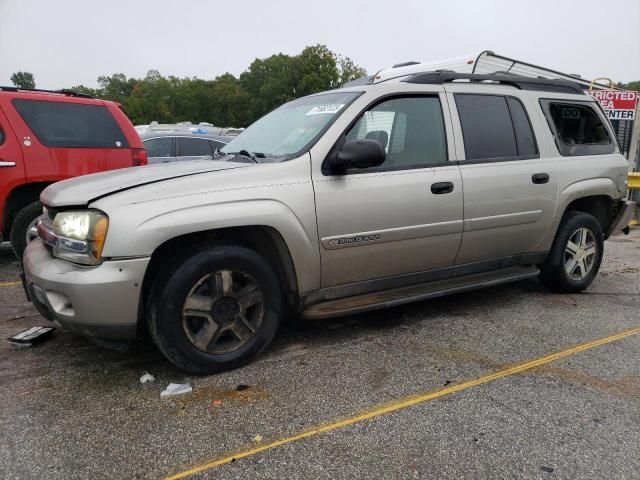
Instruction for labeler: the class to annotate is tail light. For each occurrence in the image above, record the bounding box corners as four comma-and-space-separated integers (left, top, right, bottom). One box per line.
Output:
132, 148, 148, 166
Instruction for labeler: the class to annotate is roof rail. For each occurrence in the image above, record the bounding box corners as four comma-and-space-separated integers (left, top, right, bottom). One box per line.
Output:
402, 72, 585, 94
0, 86, 93, 98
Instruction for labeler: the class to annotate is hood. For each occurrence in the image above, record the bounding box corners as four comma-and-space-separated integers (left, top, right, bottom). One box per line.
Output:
41, 160, 250, 207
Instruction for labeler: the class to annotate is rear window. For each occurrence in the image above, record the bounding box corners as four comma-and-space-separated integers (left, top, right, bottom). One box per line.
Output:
540, 100, 614, 156
455, 94, 538, 161
12, 99, 129, 149
144, 137, 174, 158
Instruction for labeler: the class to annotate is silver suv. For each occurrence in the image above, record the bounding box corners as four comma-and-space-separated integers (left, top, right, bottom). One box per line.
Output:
23, 71, 634, 374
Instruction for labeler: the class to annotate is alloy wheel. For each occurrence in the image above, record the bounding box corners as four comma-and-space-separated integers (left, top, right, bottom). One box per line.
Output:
564, 227, 597, 281
181, 270, 265, 354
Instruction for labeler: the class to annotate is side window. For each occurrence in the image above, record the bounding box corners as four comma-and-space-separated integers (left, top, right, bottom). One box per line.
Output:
507, 98, 538, 157
541, 101, 614, 156
177, 137, 213, 157
456, 94, 538, 161
12, 99, 128, 148
344, 96, 447, 170
0, 127, 4, 145
144, 137, 173, 158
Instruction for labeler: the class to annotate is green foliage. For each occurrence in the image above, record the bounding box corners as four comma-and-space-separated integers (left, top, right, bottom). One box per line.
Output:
10, 71, 36, 89
617, 80, 640, 92
69, 45, 366, 127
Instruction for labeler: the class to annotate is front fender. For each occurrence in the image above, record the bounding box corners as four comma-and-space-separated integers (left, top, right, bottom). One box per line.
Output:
102, 199, 320, 294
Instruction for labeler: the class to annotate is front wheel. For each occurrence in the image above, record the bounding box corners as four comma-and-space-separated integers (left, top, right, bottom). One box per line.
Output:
10, 201, 43, 258
148, 245, 284, 374
539, 211, 604, 293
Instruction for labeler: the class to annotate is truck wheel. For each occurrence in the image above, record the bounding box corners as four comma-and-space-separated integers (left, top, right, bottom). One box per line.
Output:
148, 245, 284, 374
539, 211, 603, 293
10, 201, 43, 258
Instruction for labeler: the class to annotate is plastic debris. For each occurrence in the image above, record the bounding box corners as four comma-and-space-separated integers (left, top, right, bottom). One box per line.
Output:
139, 372, 155, 384
252, 435, 263, 442
211, 399, 222, 407
8, 326, 55, 345
160, 383, 193, 398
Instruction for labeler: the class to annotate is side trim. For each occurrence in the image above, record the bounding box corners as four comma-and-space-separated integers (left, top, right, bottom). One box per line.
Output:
301, 252, 547, 308
302, 266, 540, 320
464, 210, 542, 232
321, 220, 462, 250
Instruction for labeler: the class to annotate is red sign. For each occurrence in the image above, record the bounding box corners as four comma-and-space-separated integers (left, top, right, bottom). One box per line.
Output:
585, 89, 638, 120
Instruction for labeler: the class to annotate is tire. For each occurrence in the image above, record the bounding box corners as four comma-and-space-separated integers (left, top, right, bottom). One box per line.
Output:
539, 211, 604, 293
10, 201, 43, 258
148, 245, 284, 374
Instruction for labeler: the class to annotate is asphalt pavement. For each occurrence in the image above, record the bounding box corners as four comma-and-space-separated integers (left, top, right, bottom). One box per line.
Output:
0, 233, 638, 479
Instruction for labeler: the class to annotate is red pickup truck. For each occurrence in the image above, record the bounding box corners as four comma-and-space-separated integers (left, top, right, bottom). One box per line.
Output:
0, 86, 146, 256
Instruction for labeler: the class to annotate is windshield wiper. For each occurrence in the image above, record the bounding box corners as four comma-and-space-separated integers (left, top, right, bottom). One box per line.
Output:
225, 149, 266, 163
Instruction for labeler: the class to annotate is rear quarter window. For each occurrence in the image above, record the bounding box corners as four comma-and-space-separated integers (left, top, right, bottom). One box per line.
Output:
539, 100, 615, 156
12, 99, 129, 149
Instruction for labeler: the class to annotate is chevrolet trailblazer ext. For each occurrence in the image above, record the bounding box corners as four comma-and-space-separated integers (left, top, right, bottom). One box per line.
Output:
23, 70, 634, 374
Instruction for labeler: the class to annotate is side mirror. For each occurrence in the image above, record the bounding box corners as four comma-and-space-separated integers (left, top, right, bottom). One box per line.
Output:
331, 139, 386, 170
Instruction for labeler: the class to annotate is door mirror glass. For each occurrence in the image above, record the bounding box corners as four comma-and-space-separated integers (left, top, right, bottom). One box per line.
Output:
332, 138, 386, 170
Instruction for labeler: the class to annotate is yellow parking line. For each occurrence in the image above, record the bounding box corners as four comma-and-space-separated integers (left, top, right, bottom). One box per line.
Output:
0, 281, 21, 287
165, 325, 640, 480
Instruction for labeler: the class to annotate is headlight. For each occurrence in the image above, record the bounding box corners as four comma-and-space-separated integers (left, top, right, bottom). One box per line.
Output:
51, 211, 109, 265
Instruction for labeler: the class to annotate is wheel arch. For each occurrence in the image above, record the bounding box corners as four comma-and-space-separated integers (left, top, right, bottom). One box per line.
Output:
2, 182, 51, 236
137, 225, 300, 337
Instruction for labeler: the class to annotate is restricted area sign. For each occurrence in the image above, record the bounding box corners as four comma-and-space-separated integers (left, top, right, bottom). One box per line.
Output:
585, 89, 638, 120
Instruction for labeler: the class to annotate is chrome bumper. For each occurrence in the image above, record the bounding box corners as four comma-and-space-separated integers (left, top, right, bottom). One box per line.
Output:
23, 239, 150, 340
607, 200, 636, 237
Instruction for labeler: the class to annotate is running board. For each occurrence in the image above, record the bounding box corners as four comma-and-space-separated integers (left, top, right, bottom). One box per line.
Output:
302, 265, 540, 320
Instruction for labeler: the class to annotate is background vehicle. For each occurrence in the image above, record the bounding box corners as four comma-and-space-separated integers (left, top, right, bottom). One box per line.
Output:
139, 129, 230, 164
0, 86, 145, 257
24, 70, 633, 374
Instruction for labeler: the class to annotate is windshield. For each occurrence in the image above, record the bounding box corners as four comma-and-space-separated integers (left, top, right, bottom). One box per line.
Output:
221, 91, 360, 160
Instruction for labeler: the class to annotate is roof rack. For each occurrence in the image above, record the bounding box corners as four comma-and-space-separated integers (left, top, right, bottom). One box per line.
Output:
0, 86, 93, 98
344, 50, 614, 92
402, 72, 584, 94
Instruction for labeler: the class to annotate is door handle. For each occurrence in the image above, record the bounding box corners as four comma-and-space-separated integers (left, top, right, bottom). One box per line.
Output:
431, 181, 454, 194
0, 161, 16, 168
532, 173, 549, 184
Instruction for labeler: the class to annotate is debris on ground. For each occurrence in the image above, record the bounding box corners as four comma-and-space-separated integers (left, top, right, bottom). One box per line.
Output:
236, 384, 250, 391
252, 435, 263, 442
7, 326, 55, 345
139, 372, 155, 384
160, 383, 193, 398
211, 399, 222, 407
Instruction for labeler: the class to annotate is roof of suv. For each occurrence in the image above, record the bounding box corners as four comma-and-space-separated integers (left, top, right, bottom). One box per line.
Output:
138, 130, 231, 143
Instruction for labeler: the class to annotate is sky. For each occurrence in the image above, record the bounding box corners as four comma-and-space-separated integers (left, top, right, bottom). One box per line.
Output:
1, 0, 639, 89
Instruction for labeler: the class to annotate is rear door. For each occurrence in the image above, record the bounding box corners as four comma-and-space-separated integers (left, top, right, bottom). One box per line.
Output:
0, 103, 25, 232
449, 91, 558, 264
176, 136, 214, 161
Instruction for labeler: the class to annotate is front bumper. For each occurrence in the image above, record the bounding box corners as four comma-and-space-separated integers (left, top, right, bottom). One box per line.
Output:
23, 239, 150, 340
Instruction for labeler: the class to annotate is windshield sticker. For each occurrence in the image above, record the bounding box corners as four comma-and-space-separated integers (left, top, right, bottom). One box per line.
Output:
306, 104, 345, 116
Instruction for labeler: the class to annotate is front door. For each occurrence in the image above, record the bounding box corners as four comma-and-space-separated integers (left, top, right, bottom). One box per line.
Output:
313, 94, 463, 288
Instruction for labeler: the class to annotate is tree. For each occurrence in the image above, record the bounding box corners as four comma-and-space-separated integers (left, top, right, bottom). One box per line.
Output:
68, 45, 367, 126
10, 71, 36, 89
617, 81, 640, 92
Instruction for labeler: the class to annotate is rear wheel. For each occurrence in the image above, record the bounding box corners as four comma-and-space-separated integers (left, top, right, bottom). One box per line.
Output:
10, 201, 42, 258
540, 211, 603, 293
148, 245, 284, 374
